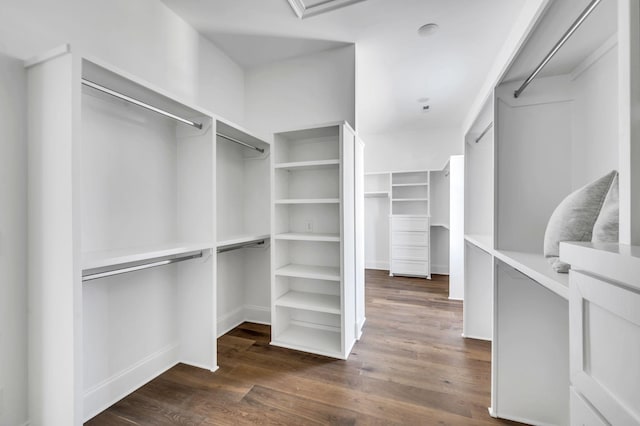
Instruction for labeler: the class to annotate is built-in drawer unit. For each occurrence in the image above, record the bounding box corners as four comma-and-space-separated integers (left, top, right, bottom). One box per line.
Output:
391, 245, 428, 260
391, 216, 429, 232
391, 260, 429, 276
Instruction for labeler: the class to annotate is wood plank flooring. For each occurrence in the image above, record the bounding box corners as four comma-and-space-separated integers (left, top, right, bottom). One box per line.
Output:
87, 270, 520, 425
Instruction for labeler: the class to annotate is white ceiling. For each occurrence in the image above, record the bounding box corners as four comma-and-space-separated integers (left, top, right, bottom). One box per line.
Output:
161, 0, 528, 135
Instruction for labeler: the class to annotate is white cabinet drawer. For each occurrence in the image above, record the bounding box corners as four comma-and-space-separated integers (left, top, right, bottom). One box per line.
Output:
570, 388, 606, 426
391, 231, 428, 245
391, 217, 428, 232
392, 260, 428, 276
392, 245, 428, 260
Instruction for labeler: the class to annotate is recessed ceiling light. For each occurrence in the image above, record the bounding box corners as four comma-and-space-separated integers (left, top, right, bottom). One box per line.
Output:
418, 23, 439, 37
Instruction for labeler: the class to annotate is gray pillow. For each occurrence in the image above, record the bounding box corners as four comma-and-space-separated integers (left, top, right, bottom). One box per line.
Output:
544, 170, 617, 273
592, 172, 619, 243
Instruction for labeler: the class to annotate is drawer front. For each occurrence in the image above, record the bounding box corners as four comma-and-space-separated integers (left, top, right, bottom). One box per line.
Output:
570, 271, 640, 426
391, 217, 429, 232
392, 231, 429, 246
570, 388, 607, 426
392, 245, 428, 260
392, 260, 428, 276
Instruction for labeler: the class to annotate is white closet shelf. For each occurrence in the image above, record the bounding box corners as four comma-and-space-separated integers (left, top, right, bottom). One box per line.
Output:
217, 234, 270, 249
430, 223, 450, 229
275, 291, 340, 314
464, 234, 494, 254
493, 249, 569, 299
275, 264, 341, 281
389, 214, 429, 218
275, 198, 340, 205
81, 242, 213, 271
392, 198, 429, 202
272, 325, 342, 358
274, 159, 340, 170
275, 233, 340, 242
364, 191, 389, 198
392, 182, 429, 187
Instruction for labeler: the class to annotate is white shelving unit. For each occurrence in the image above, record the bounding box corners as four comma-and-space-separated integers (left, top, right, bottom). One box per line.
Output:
215, 120, 271, 337
26, 46, 216, 424
271, 122, 362, 359
390, 171, 431, 278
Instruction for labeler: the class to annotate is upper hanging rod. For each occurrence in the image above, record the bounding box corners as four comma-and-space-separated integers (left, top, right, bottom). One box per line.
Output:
82, 251, 204, 282
82, 79, 203, 129
513, 0, 602, 98
217, 240, 265, 254
475, 122, 494, 143
217, 132, 265, 154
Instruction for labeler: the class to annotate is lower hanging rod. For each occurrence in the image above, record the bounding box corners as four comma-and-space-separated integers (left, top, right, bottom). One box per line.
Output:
82, 78, 203, 130
513, 0, 601, 98
217, 132, 265, 154
82, 251, 204, 282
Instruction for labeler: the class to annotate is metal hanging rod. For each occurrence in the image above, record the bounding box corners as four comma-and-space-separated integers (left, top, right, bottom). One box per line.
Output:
475, 122, 494, 143
513, 0, 602, 98
217, 240, 265, 254
82, 78, 204, 129
217, 132, 265, 154
82, 251, 204, 282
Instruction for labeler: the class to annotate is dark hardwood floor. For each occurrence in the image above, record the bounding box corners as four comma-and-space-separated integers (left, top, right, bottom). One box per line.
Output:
87, 270, 519, 425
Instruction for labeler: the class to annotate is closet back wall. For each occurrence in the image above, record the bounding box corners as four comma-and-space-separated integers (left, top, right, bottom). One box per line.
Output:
0, 2, 247, 425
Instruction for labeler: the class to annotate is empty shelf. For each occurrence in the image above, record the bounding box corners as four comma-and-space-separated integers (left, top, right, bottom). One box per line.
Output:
217, 234, 270, 249
271, 324, 342, 359
275, 291, 340, 314
494, 250, 569, 299
392, 182, 428, 187
464, 234, 494, 254
275, 264, 341, 281
392, 198, 429, 202
365, 191, 389, 198
275, 233, 340, 242
275, 159, 340, 170
430, 223, 450, 229
82, 242, 213, 271
275, 198, 340, 204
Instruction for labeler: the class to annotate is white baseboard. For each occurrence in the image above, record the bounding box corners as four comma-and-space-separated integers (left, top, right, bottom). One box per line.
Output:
365, 261, 389, 270
461, 332, 492, 342
431, 264, 450, 275
356, 317, 366, 340
83, 343, 179, 422
217, 305, 271, 337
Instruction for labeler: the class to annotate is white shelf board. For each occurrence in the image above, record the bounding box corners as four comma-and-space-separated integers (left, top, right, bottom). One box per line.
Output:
364, 191, 389, 198
493, 249, 569, 300
275, 264, 341, 281
560, 242, 640, 291
275, 233, 340, 242
464, 234, 494, 254
217, 234, 270, 249
82, 242, 214, 271
274, 159, 340, 170
271, 324, 343, 359
275, 198, 340, 205
392, 198, 429, 202
275, 291, 340, 314
389, 214, 430, 218
392, 182, 429, 187
431, 223, 450, 230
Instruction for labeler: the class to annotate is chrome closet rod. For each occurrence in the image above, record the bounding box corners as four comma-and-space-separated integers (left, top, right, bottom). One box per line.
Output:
475, 122, 494, 143
82, 251, 204, 282
513, 0, 602, 98
217, 240, 265, 254
81, 79, 204, 129
216, 132, 265, 154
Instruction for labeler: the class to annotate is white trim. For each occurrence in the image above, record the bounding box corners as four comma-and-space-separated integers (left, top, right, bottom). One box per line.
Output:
494, 412, 559, 426
461, 333, 492, 342
570, 34, 618, 81
217, 306, 245, 337
24, 44, 71, 68
430, 264, 449, 275
83, 343, 179, 422
287, 0, 367, 19
365, 261, 389, 270
244, 304, 271, 325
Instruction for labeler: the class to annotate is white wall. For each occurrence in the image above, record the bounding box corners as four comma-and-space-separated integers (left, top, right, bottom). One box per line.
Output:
363, 127, 460, 173
0, 0, 245, 125
245, 45, 356, 137
0, 1, 247, 424
0, 52, 28, 426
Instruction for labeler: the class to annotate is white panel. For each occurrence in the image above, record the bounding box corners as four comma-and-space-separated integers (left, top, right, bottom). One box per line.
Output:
391, 231, 429, 246
570, 388, 607, 426
429, 227, 450, 275
391, 246, 428, 260
364, 197, 390, 269
494, 261, 569, 425
391, 217, 429, 232
341, 125, 356, 351
0, 51, 28, 426
449, 155, 465, 300
463, 242, 492, 340
354, 138, 365, 338
465, 122, 494, 238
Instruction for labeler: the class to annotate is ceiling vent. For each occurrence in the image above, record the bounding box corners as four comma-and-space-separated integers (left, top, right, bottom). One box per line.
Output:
287, 0, 367, 19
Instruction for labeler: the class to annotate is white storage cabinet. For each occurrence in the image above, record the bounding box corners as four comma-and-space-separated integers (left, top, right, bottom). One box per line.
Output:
271, 122, 362, 359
